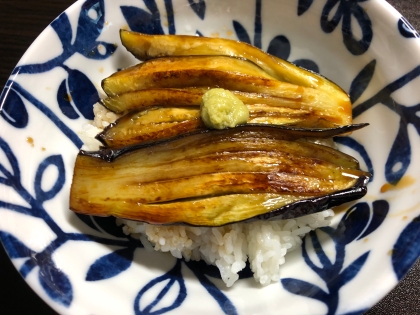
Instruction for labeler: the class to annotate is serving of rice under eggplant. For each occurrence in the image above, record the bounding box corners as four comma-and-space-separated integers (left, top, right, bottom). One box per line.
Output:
70, 30, 370, 287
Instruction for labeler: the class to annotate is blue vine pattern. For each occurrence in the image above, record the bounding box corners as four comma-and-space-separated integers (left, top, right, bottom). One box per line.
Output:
392, 215, 420, 281
352, 61, 420, 184
234, 0, 319, 73
2, 0, 116, 127
281, 200, 389, 315
298, 0, 373, 55
134, 260, 187, 315
0, 0, 420, 314
0, 137, 142, 306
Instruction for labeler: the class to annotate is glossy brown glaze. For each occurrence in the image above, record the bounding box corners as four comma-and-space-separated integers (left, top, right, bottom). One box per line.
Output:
70, 126, 370, 226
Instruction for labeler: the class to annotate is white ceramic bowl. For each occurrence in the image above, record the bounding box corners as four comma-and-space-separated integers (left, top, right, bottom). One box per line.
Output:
1, 0, 420, 314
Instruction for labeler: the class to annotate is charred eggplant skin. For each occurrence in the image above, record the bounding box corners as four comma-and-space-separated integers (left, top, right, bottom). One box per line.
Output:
70, 125, 371, 226
253, 176, 369, 222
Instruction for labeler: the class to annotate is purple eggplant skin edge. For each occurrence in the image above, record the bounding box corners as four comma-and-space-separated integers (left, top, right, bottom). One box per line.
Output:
251, 175, 370, 224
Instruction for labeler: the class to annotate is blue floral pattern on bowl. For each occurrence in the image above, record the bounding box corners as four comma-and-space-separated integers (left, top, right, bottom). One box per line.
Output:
1, 0, 420, 314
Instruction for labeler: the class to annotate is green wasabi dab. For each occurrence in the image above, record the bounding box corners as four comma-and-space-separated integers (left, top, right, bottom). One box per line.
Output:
200, 88, 249, 129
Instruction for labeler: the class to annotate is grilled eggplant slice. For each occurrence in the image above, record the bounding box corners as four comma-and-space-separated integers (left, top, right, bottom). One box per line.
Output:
70, 125, 370, 226
96, 106, 205, 148
102, 88, 350, 128
101, 55, 275, 96
96, 104, 364, 148
102, 88, 208, 113
101, 56, 352, 126
119, 30, 347, 99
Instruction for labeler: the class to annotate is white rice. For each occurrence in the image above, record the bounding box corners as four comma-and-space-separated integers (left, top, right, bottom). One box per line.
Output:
83, 103, 335, 287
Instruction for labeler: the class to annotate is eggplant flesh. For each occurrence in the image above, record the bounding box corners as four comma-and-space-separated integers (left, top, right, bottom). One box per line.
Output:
119, 30, 348, 99
100, 88, 351, 147
97, 103, 365, 148
102, 88, 345, 117
101, 56, 352, 127
101, 55, 276, 96
102, 88, 208, 113
70, 126, 370, 226
94, 124, 369, 165
96, 106, 205, 148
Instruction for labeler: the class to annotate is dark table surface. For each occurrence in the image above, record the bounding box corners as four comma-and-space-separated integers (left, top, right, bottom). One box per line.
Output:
0, 0, 419, 314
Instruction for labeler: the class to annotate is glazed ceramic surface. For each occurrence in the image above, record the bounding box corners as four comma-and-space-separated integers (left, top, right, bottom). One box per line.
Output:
1, 0, 420, 314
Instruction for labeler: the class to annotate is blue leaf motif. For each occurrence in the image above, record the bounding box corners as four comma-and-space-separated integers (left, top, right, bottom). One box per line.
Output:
321, 0, 372, 55
341, 2, 372, 55
0, 87, 29, 128
253, 0, 262, 49
84, 41, 117, 60
15, 0, 116, 75
266, 35, 319, 72
184, 261, 238, 314
75, 0, 105, 45
188, 0, 206, 20
309, 230, 333, 268
0, 137, 21, 182
398, 17, 420, 39
13, 12, 74, 76
349, 59, 376, 104
135, 260, 186, 315
163, 0, 176, 35
34, 155, 66, 204
321, 0, 342, 33
232, 21, 251, 44
298, 0, 314, 16
357, 200, 389, 240
3, 82, 83, 149
73, 1, 118, 60
57, 79, 79, 119
39, 258, 73, 307
121, 6, 164, 35
392, 215, 420, 280
353, 66, 420, 119
333, 202, 370, 245
337, 251, 369, 287
65, 67, 98, 120
281, 278, 329, 302
199, 276, 237, 314
385, 120, 411, 184
293, 59, 319, 73
334, 137, 374, 181
50, 12, 73, 46
86, 247, 135, 281
402, 103, 420, 134
301, 232, 324, 276
0, 231, 32, 258
267, 35, 290, 60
